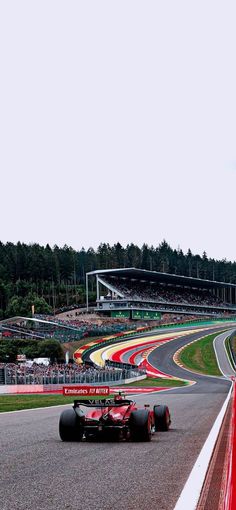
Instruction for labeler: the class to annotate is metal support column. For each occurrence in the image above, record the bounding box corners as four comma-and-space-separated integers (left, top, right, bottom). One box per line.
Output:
96, 275, 99, 303
86, 273, 89, 311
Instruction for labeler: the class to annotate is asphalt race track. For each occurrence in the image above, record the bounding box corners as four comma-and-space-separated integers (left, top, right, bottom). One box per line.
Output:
0, 325, 234, 510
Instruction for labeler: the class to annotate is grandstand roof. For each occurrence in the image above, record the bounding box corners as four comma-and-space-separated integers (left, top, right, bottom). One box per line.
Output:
87, 268, 236, 290
0, 316, 55, 325
0, 316, 80, 331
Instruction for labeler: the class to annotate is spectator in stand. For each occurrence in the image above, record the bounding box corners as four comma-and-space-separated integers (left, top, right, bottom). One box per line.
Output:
102, 277, 230, 309
0, 362, 144, 385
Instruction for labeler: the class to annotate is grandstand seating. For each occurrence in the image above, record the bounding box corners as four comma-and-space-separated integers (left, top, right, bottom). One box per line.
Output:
102, 277, 226, 308
0, 316, 142, 343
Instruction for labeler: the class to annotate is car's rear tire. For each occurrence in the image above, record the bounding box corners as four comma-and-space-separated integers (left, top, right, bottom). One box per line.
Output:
154, 405, 171, 431
130, 409, 152, 441
59, 409, 83, 441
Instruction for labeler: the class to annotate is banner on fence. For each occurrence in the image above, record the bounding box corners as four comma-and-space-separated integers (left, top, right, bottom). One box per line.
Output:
63, 385, 110, 396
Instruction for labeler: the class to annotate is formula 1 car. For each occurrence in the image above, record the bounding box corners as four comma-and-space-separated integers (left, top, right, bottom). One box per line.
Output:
59, 394, 171, 442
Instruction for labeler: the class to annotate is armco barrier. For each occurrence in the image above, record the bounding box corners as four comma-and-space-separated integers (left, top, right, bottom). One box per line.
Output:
223, 379, 236, 510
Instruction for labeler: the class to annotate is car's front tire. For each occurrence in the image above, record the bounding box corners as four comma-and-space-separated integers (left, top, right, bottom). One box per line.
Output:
59, 409, 83, 441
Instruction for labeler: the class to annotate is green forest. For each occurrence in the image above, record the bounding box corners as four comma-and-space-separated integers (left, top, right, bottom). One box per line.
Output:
0, 338, 63, 363
0, 240, 235, 318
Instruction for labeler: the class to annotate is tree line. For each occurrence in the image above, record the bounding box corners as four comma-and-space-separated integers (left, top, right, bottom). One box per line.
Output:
0, 338, 63, 363
0, 240, 235, 318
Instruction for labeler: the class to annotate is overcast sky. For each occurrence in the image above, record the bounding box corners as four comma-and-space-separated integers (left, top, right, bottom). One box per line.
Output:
0, 1, 236, 262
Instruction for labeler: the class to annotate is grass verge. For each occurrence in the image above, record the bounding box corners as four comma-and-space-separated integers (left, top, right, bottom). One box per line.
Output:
179, 333, 222, 376
0, 394, 114, 413
0, 377, 186, 412
125, 377, 187, 387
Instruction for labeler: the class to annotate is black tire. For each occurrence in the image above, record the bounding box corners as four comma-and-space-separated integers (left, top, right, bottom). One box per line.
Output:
154, 405, 171, 431
59, 409, 83, 441
130, 409, 152, 441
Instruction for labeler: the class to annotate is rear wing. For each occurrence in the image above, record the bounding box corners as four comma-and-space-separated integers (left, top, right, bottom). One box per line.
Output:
63, 385, 134, 407
73, 398, 133, 408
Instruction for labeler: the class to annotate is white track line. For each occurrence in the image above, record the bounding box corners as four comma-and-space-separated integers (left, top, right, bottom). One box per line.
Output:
173, 383, 232, 510
213, 330, 236, 378
224, 335, 236, 372
213, 333, 228, 378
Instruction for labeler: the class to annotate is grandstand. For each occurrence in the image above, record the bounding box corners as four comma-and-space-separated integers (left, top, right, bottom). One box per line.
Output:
0, 315, 137, 342
86, 268, 236, 318
0, 316, 84, 341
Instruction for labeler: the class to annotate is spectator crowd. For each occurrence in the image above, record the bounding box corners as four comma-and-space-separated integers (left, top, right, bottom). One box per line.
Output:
0, 362, 141, 385
102, 277, 231, 309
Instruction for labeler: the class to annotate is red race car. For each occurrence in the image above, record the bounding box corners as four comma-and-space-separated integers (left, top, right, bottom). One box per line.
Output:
59, 394, 171, 442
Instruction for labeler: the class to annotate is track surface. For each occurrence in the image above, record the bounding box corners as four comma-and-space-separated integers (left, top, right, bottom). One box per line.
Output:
0, 325, 235, 510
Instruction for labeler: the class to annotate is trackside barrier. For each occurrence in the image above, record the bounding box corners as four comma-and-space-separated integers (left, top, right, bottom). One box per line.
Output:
0, 375, 147, 395
2, 367, 146, 386
223, 379, 236, 510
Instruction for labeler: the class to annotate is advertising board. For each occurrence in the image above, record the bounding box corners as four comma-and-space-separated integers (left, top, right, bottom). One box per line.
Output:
132, 310, 161, 320
63, 386, 110, 396
111, 310, 130, 318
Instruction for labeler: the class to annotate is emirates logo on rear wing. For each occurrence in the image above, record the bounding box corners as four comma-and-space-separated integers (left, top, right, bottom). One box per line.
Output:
63, 386, 110, 396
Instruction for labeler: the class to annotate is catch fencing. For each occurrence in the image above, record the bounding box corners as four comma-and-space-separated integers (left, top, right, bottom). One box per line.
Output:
1, 366, 146, 386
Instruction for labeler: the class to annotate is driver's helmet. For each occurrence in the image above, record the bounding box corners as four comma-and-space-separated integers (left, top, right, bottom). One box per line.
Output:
114, 393, 123, 401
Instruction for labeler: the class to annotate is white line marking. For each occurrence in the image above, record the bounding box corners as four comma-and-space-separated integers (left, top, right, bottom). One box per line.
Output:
213, 333, 230, 378
213, 330, 236, 378
223, 334, 236, 372
173, 383, 233, 510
